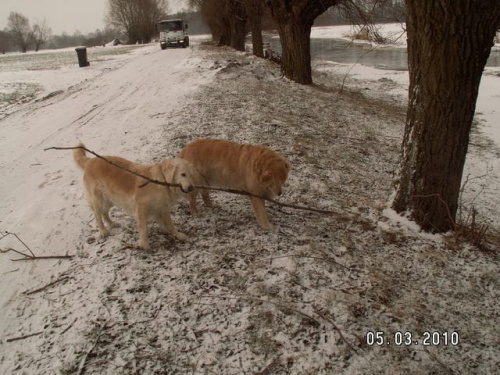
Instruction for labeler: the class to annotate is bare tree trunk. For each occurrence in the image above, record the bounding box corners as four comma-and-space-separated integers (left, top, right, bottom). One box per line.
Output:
392, 0, 500, 232
279, 20, 314, 84
245, 0, 264, 57
248, 15, 262, 57
228, 0, 247, 51
266, 0, 338, 84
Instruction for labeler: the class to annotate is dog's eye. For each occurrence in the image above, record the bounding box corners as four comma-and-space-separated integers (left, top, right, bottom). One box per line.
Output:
181, 173, 186, 177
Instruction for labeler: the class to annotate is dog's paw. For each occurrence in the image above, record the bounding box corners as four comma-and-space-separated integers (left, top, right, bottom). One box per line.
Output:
175, 232, 188, 241
138, 241, 151, 250
99, 229, 110, 238
260, 223, 274, 231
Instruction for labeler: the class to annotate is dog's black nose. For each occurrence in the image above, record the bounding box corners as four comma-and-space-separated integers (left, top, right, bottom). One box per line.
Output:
187, 186, 194, 192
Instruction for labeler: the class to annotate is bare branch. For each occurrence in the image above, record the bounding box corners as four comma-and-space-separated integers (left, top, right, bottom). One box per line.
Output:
23, 275, 73, 295
6, 331, 44, 343
46, 145, 342, 216
1, 231, 35, 257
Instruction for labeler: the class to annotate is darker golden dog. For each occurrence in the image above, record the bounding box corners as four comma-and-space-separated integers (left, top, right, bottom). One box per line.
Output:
179, 139, 290, 230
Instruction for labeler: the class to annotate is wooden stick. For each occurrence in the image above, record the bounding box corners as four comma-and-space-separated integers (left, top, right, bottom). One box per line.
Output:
23, 275, 72, 295
45, 145, 340, 216
200, 294, 358, 352
6, 331, 43, 343
12, 255, 73, 262
1, 232, 35, 257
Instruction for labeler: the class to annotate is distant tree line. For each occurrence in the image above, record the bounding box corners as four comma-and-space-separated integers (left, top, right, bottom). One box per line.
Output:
0, 11, 127, 53
1, 12, 52, 53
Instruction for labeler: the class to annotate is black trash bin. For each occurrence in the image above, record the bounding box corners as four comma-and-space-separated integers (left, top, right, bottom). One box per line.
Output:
75, 47, 90, 67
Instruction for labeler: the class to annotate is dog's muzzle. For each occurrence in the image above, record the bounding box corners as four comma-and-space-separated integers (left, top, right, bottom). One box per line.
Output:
182, 185, 195, 193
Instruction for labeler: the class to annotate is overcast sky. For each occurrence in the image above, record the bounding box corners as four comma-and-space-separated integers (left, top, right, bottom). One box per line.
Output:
0, 0, 189, 35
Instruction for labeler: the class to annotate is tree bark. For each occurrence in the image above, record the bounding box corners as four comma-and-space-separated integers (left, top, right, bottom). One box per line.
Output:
245, 0, 264, 57
250, 14, 264, 57
228, 0, 247, 51
392, 0, 500, 232
266, 0, 339, 84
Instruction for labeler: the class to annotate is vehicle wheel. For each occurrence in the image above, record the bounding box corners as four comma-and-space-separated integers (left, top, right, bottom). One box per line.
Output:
161, 44, 166, 50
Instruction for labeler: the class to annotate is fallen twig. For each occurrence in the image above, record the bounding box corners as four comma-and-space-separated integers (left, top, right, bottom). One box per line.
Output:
312, 307, 358, 352
23, 275, 73, 295
255, 355, 281, 375
201, 294, 358, 353
1, 231, 35, 258
1, 232, 72, 261
45, 145, 340, 216
60, 318, 78, 336
12, 255, 73, 262
77, 326, 104, 375
6, 331, 44, 343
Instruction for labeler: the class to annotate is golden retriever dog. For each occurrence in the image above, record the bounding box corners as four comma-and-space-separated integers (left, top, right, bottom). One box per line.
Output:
178, 139, 290, 230
74, 143, 196, 249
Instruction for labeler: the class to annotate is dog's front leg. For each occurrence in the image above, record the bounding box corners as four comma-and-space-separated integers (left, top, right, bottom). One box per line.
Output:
188, 191, 201, 216
250, 196, 273, 231
158, 212, 188, 241
135, 207, 150, 250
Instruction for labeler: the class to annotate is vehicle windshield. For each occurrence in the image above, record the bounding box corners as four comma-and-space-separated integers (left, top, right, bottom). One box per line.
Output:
159, 20, 183, 32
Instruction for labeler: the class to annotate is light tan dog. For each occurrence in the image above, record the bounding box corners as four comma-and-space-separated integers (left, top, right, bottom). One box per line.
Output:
178, 139, 290, 230
74, 143, 196, 249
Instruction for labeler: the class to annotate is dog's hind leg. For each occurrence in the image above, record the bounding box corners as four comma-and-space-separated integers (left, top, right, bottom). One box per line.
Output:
102, 209, 118, 228
249, 196, 273, 231
92, 207, 110, 237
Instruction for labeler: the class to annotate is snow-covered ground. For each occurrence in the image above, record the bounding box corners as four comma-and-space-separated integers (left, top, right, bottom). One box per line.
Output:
0, 28, 499, 374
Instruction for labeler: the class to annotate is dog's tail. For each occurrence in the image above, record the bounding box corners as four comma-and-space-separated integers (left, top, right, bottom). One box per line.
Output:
73, 142, 89, 170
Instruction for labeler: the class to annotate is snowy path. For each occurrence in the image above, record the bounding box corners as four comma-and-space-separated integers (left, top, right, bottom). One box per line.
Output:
0, 44, 213, 316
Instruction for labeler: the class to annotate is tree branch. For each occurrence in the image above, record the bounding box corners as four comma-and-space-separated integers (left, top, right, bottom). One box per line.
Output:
46, 145, 341, 216
6, 331, 44, 343
23, 275, 73, 295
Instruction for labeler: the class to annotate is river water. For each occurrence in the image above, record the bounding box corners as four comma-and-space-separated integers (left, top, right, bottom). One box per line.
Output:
267, 37, 500, 71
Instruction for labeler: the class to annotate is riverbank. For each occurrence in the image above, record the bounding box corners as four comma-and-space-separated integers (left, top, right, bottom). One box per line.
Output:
1, 36, 499, 374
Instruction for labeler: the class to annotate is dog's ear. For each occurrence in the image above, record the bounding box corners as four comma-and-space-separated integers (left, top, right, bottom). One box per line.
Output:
161, 160, 177, 183
261, 170, 273, 184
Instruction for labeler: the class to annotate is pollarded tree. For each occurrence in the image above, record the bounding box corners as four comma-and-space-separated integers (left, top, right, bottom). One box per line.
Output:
191, 0, 246, 50
244, 0, 265, 57
190, 0, 231, 46
228, 0, 247, 51
7, 12, 32, 53
392, 0, 500, 232
265, 0, 340, 84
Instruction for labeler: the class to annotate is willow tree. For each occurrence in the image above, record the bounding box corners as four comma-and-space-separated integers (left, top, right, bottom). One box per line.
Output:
392, 0, 500, 232
265, 0, 340, 84
245, 0, 265, 57
228, 0, 247, 51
